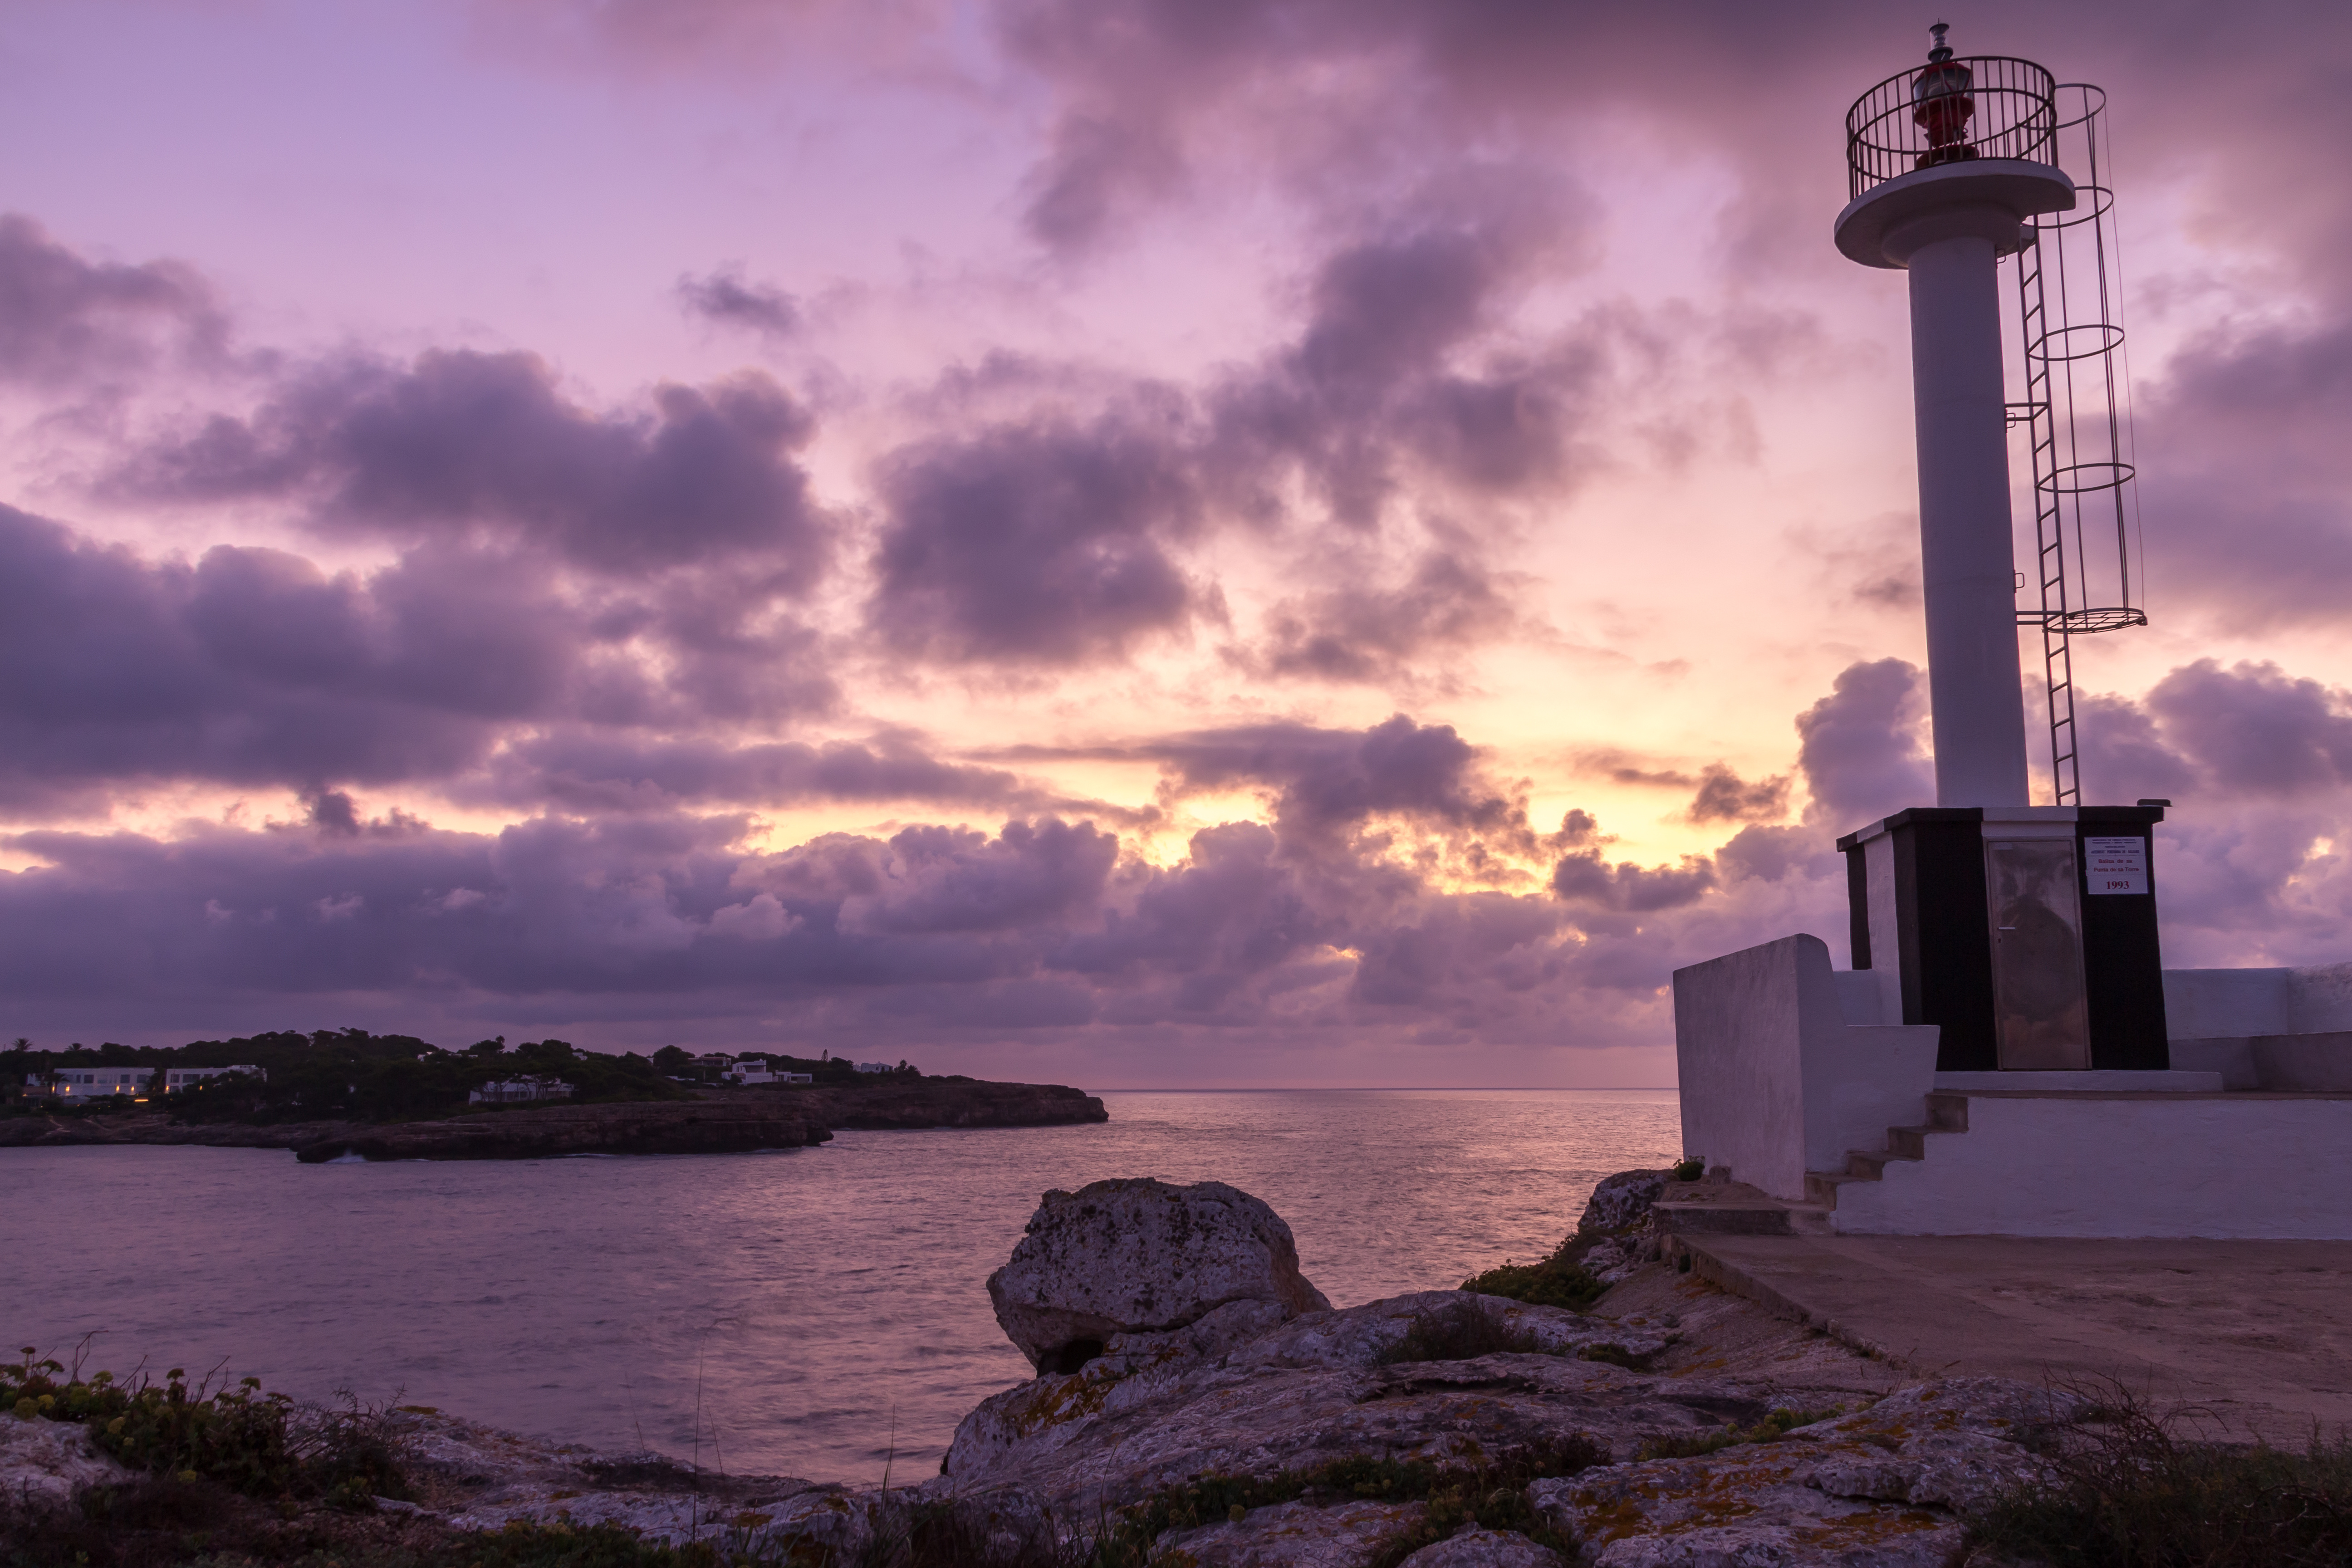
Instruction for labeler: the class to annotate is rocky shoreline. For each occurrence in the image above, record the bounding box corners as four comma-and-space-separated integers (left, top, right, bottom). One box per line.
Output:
0, 1077, 1107, 1161
1, 1169, 2139, 1566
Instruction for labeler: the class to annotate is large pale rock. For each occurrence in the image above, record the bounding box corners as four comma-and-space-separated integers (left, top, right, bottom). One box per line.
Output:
941, 1293, 1711, 1517
0, 1414, 137, 1505
988, 1178, 1332, 1372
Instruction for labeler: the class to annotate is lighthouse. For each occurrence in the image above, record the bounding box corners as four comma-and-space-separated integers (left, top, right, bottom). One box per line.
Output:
1658, 30, 2352, 1241
1827, 26, 2166, 1074
1834, 27, 2071, 808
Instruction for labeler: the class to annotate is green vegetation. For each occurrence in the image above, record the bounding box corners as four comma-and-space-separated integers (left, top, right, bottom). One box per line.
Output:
2, 1032, 687, 1124
1078, 1439, 1604, 1568
1967, 1390, 2352, 1567
3, 1348, 402, 1506
0, 1349, 755, 1568
1458, 1242, 1608, 1313
1635, 1406, 1841, 1461
1669, 1155, 1705, 1181
1376, 1301, 1549, 1365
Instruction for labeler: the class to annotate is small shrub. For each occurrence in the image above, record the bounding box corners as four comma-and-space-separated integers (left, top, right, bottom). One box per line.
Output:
1459, 1248, 1607, 1313
0, 1347, 409, 1504
1377, 1303, 1549, 1366
1968, 1386, 2352, 1567
1637, 1406, 1839, 1461
1091, 1437, 1604, 1568
1670, 1156, 1705, 1181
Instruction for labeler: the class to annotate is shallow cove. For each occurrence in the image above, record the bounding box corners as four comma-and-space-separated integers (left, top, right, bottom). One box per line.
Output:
5, 1087, 1676, 1483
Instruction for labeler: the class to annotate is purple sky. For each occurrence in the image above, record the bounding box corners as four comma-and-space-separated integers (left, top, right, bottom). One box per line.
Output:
4, 1, 2349, 1086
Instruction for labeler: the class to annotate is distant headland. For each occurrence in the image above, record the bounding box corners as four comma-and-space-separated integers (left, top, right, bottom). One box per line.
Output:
0, 1031, 1107, 1159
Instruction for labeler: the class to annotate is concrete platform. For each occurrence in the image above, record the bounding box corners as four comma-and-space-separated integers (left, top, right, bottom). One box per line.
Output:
1678, 1232, 2352, 1445
1931, 1070, 2222, 1092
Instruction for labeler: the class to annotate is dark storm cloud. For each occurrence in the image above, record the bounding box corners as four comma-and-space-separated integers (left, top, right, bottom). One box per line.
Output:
1135, 715, 1527, 847
868, 201, 1602, 674
0, 214, 227, 387
0, 506, 567, 805
1686, 764, 1791, 824
2136, 661, 2352, 799
1237, 549, 1518, 685
2122, 318, 2352, 633
1549, 849, 1715, 912
120, 351, 830, 583
1793, 657, 1933, 827
981, 0, 2352, 286
471, 734, 1033, 813
866, 405, 1204, 665
677, 266, 801, 338
1207, 201, 1601, 529
0, 506, 867, 805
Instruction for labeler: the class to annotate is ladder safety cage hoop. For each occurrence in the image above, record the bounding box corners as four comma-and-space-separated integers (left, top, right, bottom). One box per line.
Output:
2003, 79, 2149, 808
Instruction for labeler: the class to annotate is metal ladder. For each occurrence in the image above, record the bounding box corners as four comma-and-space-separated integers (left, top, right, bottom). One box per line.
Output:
2012, 230, 2081, 807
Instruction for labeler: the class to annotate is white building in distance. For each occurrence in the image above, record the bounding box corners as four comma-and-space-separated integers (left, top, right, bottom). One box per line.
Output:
468, 1078, 575, 1105
163, 1066, 264, 1092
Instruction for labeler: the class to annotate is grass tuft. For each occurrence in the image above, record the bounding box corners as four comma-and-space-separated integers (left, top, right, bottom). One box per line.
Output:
1376, 1303, 1550, 1366
1968, 1384, 2352, 1568
1458, 1246, 1607, 1313
1636, 1406, 1840, 1461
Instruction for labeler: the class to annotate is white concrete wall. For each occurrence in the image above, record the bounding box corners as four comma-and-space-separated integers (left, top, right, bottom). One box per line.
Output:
2164, 968, 2290, 1038
1804, 1024, 1941, 1176
1831, 1094, 2352, 1238
2290, 963, 2352, 1031
1675, 934, 1940, 1200
1676, 936, 1812, 1200
2250, 1033, 2352, 1092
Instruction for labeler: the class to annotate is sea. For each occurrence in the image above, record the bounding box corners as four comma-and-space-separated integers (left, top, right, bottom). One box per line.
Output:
5, 1088, 1679, 1485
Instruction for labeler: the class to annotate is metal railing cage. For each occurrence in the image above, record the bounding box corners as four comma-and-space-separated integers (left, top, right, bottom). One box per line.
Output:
1846, 56, 2058, 200
2005, 81, 2148, 805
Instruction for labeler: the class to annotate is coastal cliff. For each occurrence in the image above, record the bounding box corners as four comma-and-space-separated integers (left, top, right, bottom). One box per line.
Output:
0, 1077, 1107, 1161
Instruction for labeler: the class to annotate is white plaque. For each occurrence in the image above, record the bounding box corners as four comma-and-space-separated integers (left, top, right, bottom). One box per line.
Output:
2083, 835, 2148, 895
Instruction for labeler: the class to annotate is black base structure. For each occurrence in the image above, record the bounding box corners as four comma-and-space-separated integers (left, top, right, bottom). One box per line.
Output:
1836, 806, 2167, 1073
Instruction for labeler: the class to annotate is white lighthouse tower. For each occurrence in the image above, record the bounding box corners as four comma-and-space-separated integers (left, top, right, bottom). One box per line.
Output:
1833, 26, 2071, 808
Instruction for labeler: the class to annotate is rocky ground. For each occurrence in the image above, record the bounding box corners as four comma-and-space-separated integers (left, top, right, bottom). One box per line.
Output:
4, 1172, 2097, 1565
0, 1077, 1107, 1160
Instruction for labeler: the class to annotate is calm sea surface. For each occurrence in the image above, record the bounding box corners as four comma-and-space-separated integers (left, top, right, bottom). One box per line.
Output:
5, 1089, 1678, 1484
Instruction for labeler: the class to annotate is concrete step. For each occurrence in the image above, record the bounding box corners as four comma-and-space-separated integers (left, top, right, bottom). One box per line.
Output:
1805, 1170, 1870, 1207
1845, 1148, 1923, 1180
1786, 1203, 1838, 1235
1652, 1199, 1804, 1237
1925, 1092, 1972, 1131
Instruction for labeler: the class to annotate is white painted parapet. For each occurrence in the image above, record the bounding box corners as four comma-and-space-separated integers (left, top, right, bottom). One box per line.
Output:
2166, 962, 2352, 1088
1674, 934, 1941, 1201
1832, 1092, 2352, 1239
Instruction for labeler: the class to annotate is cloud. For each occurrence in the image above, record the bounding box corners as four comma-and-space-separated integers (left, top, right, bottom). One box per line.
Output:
0, 214, 227, 388
1686, 764, 1791, 824
465, 733, 1052, 815
0, 508, 561, 807
0, 505, 853, 808
0, 706, 1813, 1050
866, 196, 1605, 675
867, 404, 1205, 665
118, 351, 830, 583
1794, 658, 1933, 827
677, 266, 800, 339
1234, 547, 1520, 685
